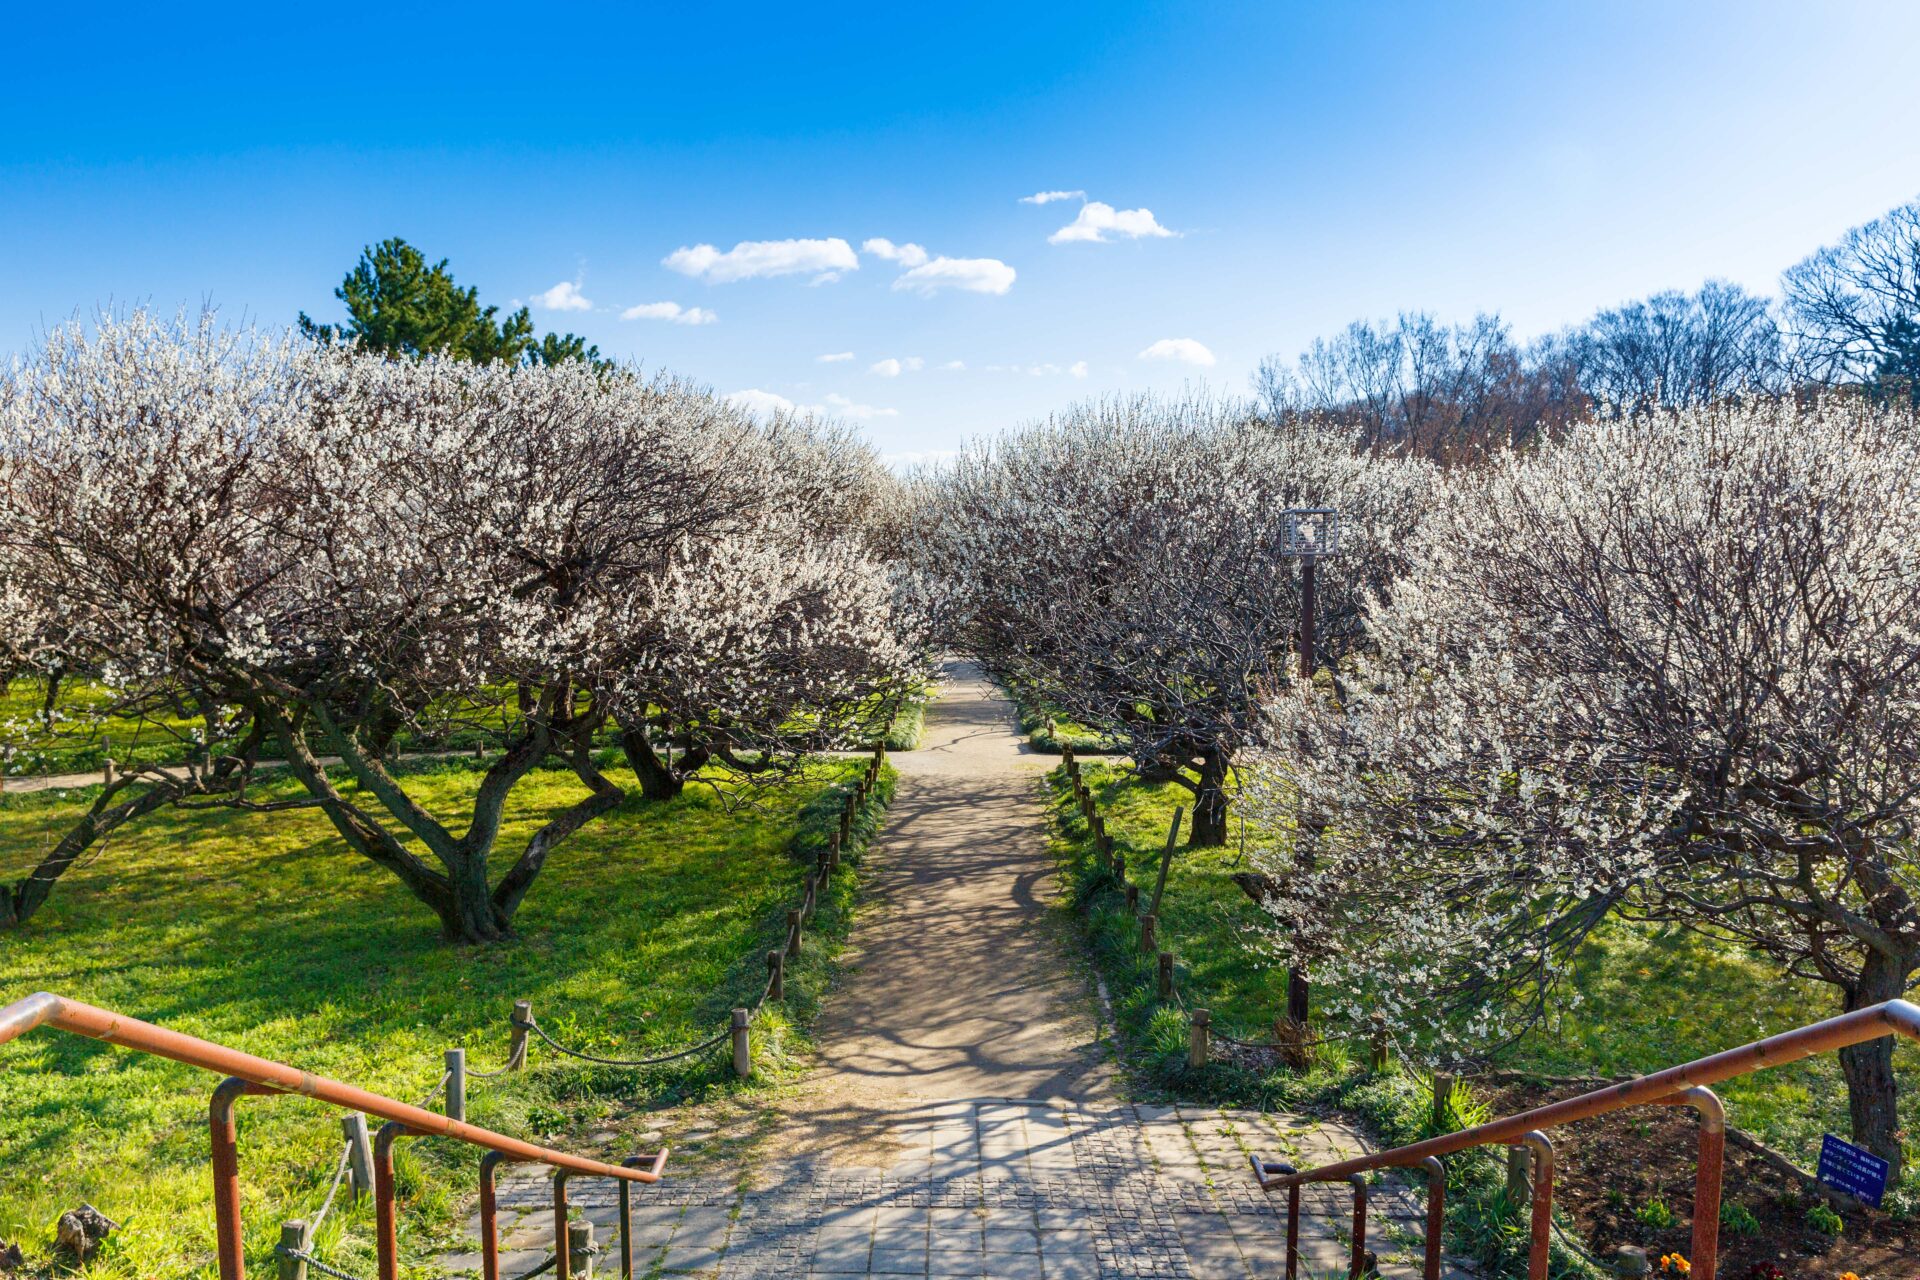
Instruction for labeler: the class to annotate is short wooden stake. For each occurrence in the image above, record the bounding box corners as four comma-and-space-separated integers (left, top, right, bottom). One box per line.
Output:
103, 756, 117, 788
1157, 951, 1174, 1000
444, 1048, 467, 1123
828, 832, 841, 870
507, 999, 533, 1071
1189, 1009, 1211, 1068
767, 950, 784, 1002
1124, 883, 1139, 914
567, 1219, 595, 1277
1113, 851, 1126, 882
1432, 1073, 1455, 1131
1139, 913, 1157, 954
1506, 1143, 1531, 1207
277, 1219, 310, 1280
341, 1113, 375, 1203
787, 909, 803, 957
731, 1008, 752, 1079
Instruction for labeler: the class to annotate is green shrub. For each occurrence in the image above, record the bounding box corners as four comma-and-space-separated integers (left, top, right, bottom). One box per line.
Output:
1805, 1201, 1844, 1237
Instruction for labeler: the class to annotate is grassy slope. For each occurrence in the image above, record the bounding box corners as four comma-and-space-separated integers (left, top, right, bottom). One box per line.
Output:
1049, 762, 1919, 1271
0, 757, 891, 1278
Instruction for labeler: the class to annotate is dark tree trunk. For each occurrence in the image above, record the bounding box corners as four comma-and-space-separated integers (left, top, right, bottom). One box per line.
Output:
618, 726, 708, 801
1189, 746, 1230, 847
1838, 949, 1912, 1177
0, 780, 180, 931
434, 859, 513, 943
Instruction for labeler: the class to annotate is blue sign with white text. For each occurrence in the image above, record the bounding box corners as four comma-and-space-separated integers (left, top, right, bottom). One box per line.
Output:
1816, 1133, 1888, 1207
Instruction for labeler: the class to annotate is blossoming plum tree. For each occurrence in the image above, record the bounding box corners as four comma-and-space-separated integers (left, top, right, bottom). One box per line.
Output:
917, 394, 1429, 845
0, 311, 925, 940
1246, 397, 1920, 1172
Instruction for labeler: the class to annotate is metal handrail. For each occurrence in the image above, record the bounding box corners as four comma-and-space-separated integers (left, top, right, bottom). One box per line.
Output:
1250, 999, 1920, 1280
0, 991, 669, 1280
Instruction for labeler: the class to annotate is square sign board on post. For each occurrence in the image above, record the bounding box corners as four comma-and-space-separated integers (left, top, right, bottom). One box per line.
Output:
1816, 1133, 1889, 1208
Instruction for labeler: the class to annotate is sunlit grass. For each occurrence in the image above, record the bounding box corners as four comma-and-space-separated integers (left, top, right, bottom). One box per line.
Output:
0, 756, 888, 1277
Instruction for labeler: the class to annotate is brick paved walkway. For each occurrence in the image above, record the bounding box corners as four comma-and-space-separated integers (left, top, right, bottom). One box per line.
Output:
438, 666, 1465, 1278
452, 1098, 1461, 1279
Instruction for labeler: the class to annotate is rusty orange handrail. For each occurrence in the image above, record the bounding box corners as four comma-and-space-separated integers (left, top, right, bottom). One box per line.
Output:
1, 991, 668, 1280
1250, 999, 1920, 1280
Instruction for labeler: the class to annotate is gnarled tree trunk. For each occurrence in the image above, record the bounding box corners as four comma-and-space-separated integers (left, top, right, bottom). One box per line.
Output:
1838, 949, 1914, 1177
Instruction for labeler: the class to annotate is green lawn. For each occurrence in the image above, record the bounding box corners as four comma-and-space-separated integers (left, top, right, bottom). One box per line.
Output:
1050, 761, 1920, 1188
0, 756, 890, 1278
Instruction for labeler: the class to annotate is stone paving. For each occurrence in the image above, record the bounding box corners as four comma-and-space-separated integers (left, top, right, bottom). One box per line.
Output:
437, 667, 1468, 1278
444, 1098, 1465, 1279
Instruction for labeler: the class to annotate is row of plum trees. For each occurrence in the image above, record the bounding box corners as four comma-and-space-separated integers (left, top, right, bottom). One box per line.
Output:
0, 311, 928, 941
918, 390, 1920, 1175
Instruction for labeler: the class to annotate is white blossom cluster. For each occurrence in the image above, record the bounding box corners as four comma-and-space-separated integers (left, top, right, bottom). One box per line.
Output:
1243, 396, 1920, 1066
0, 310, 927, 938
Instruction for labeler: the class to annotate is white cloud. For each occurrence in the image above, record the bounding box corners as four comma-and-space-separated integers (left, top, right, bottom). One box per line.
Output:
1020, 190, 1086, 205
870, 356, 925, 377
892, 256, 1017, 297
1137, 337, 1216, 367
726, 389, 800, 419
1049, 201, 1178, 244
533, 280, 592, 311
861, 237, 930, 268
817, 351, 855, 363
664, 238, 858, 284
725, 388, 898, 422
822, 392, 900, 420
620, 301, 717, 325
1070, 360, 1089, 378
941, 360, 966, 371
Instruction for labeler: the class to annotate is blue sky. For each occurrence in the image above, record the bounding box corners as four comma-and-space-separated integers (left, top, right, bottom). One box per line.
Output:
4, 1, 1918, 461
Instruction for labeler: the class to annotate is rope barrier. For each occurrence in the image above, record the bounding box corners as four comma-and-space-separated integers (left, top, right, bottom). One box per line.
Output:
278, 1244, 369, 1280
515, 1014, 732, 1068
305, 1142, 354, 1235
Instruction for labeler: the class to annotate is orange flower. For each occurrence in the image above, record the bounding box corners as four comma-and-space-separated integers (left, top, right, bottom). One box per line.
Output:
1658, 1255, 1691, 1276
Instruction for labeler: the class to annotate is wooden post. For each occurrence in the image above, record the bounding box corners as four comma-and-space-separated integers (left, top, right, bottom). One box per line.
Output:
1113, 851, 1126, 882
1139, 913, 1157, 954
1157, 951, 1174, 1001
444, 1048, 467, 1122
1189, 1010, 1210, 1068
508, 1000, 533, 1071
828, 831, 841, 871
767, 950, 784, 1002
1150, 808, 1183, 919
103, 756, 117, 788
1506, 1144, 1531, 1208
567, 1219, 595, 1277
786, 910, 803, 957
277, 1220, 310, 1280
731, 1009, 751, 1079
1124, 883, 1139, 914
341, 1113, 374, 1203
1432, 1074, 1455, 1132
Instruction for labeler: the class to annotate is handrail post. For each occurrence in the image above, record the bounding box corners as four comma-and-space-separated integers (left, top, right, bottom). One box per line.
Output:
1418, 1156, 1445, 1280
1674, 1087, 1726, 1280
374, 1121, 419, 1280
480, 1151, 517, 1280
211, 1076, 263, 1280
1519, 1131, 1554, 1280
1346, 1172, 1370, 1280
553, 1169, 573, 1280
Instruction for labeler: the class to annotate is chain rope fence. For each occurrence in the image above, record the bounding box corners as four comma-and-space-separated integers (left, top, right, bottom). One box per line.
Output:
267, 745, 890, 1280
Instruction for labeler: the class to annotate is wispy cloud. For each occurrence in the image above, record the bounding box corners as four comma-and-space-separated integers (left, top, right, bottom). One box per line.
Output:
1049, 201, 1178, 244
1137, 337, 1215, 367
620, 301, 717, 325
870, 356, 925, 377
941, 360, 967, 371
817, 351, 855, 363
725, 388, 899, 422
1020, 190, 1085, 205
533, 280, 593, 311
861, 237, 930, 267
892, 256, 1017, 296
664, 238, 858, 283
